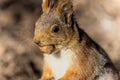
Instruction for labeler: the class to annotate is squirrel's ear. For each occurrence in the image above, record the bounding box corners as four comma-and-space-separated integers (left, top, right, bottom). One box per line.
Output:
42, 0, 49, 13
56, 0, 73, 26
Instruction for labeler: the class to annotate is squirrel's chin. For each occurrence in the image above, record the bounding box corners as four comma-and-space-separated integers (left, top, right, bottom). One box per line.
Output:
39, 45, 55, 54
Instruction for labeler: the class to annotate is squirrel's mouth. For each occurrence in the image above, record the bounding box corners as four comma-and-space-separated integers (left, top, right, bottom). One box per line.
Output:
39, 45, 55, 54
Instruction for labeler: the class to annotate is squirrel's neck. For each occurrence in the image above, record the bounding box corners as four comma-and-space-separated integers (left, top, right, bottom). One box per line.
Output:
67, 19, 118, 79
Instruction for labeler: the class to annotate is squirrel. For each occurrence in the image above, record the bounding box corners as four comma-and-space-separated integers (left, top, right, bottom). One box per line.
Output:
34, 0, 119, 80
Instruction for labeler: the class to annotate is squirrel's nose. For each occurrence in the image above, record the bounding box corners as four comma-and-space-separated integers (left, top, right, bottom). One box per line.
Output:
35, 41, 40, 46
34, 39, 41, 46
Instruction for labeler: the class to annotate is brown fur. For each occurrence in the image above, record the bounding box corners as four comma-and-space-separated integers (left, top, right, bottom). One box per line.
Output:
42, 0, 49, 13
34, 0, 119, 80
40, 63, 53, 80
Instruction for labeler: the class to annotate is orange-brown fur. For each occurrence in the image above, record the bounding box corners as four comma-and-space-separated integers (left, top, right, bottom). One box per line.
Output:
34, 0, 119, 80
59, 66, 77, 80
42, 0, 49, 13
40, 63, 53, 80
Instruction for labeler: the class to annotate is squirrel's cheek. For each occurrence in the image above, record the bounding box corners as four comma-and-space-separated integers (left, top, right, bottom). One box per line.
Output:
39, 46, 54, 54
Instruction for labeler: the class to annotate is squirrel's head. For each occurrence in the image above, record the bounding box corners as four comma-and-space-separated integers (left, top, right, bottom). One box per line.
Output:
34, 0, 75, 54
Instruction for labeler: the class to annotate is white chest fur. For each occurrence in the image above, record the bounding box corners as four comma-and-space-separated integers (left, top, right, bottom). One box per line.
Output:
44, 49, 74, 80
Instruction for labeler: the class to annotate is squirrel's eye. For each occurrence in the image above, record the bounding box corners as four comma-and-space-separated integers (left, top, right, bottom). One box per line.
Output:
52, 26, 59, 33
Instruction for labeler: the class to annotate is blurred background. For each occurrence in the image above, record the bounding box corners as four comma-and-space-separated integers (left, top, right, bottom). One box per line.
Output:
0, 0, 120, 80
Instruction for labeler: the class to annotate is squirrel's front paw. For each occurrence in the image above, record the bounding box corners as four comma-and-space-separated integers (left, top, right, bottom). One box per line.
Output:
40, 77, 55, 80
46, 77, 55, 80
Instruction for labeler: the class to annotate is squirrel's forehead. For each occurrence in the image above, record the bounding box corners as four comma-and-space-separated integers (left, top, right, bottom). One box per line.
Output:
35, 18, 56, 30
38, 15, 58, 25
35, 12, 60, 31
42, 12, 56, 18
